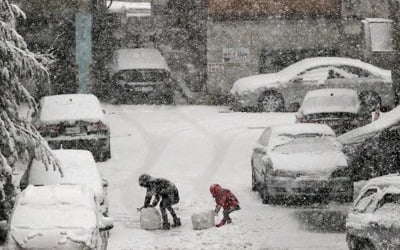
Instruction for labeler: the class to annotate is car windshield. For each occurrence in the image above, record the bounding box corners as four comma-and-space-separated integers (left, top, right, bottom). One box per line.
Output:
272, 133, 338, 154
115, 69, 169, 82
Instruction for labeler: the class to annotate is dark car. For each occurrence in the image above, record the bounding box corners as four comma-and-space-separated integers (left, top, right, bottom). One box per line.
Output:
338, 106, 400, 181
296, 88, 372, 135
108, 48, 174, 104
36, 94, 111, 162
346, 174, 400, 250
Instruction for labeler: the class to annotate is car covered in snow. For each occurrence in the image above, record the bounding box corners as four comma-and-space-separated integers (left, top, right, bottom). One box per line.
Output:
36, 94, 111, 162
251, 123, 352, 204
230, 57, 392, 112
107, 48, 174, 104
20, 149, 109, 215
5, 185, 113, 250
346, 174, 400, 250
338, 105, 400, 181
296, 88, 371, 135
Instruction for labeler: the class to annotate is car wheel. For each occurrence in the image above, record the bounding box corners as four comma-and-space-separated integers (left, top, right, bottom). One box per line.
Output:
359, 91, 381, 112
258, 91, 285, 112
260, 186, 270, 204
251, 167, 257, 191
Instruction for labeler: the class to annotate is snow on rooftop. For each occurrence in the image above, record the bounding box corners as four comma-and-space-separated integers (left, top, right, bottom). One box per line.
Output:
300, 88, 360, 115
363, 174, 400, 189
39, 94, 106, 125
112, 48, 169, 71
29, 150, 103, 199
107, 1, 151, 17
270, 123, 335, 136
338, 105, 400, 145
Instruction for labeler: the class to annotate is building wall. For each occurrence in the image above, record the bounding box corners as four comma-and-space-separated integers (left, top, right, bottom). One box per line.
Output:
206, 0, 393, 97
207, 18, 341, 94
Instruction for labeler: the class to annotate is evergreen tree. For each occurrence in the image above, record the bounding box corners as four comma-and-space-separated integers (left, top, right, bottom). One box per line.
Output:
0, 0, 60, 233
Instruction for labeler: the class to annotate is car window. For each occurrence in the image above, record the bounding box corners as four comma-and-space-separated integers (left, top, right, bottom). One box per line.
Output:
355, 188, 378, 213
258, 128, 271, 146
376, 193, 400, 212
336, 66, 376, 78
296, 66, 333, 82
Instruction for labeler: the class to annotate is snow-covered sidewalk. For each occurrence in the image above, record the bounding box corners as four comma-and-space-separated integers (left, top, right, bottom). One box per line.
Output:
98, 105, 348, 250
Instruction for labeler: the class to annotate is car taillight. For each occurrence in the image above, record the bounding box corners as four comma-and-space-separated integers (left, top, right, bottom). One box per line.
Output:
37, 124, 61, 136
87, 122, 108, 132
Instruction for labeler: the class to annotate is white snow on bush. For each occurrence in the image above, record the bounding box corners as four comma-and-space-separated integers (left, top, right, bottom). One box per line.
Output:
191, 210, 215, 230
39, 94, 106, 125
140, 207, 161, 230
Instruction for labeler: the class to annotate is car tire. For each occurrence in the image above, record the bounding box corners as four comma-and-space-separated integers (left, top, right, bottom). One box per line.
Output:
258, 91, 285, 112
359, 91, 381, 112
251, 167, 257, 191
260, 186, 270, 204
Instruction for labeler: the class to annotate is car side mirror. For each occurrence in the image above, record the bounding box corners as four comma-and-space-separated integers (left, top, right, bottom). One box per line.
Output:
291, 77, 302, 83
100, 216, 114, 232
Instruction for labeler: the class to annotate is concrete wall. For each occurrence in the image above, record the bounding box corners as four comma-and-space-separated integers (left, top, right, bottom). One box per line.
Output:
207, 18, 341, 94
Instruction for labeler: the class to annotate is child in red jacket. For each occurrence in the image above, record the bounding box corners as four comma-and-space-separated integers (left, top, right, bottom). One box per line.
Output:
210, 184, 240, 227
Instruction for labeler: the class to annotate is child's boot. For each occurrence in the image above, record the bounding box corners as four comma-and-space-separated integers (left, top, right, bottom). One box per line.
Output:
162, 222, 170, 230
216, 220, 226, 227
172, 217, 181, 227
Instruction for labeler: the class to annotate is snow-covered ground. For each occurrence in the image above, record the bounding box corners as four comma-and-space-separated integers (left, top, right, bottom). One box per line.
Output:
98, 105, 349, 250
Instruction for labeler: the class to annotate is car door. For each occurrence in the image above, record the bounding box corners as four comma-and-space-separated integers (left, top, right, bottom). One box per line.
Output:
252, 128, 271, 183
283, 66, 335, 104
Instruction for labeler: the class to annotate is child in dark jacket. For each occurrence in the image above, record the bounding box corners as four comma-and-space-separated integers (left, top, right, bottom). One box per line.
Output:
210, 184, 240, 227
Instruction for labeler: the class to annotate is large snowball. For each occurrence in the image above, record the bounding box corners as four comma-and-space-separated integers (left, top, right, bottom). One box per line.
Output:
140, 207, 161, 230
191, 210, 215, 230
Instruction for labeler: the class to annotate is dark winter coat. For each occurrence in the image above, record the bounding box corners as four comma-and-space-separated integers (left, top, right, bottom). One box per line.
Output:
214, 188, 239, 212
143, 178, 179, 207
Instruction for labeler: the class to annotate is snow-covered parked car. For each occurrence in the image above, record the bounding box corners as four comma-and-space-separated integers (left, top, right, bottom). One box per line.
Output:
230, 57, 392, 112
296, 88, 371, 135
251, 123, 353, 204
5, 185, 113, 250
107, 48, 174, 104
36, 94, 111, 162
20, 149, 109, 215
346, 174, 400, 250
338, 105, 400, 181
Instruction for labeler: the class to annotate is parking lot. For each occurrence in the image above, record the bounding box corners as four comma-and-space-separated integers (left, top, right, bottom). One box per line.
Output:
98, 104, 349, 250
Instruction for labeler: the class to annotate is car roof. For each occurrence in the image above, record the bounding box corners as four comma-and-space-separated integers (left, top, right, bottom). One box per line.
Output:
300, 88, 360, 115
362, 174, 400, 190
112, 48, 169, 71
39, 94, 106, 125
29, 150, 103, 198
270, 123, 336, 136
338, 105, 400, 145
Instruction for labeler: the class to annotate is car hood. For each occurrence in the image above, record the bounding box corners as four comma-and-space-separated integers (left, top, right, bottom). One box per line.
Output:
268, 151, 347, 177
9, 227, 95, 249
230, 73, 288, 95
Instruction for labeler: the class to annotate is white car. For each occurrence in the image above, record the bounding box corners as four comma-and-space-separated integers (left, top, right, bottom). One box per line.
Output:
5, 185, 113, 250
346, 174, 400, 250
36, 94, 111, 162
296, 88, 371, 135
20, 149, 109, 215
251, 123, 352, 204
230, 57, 392, 112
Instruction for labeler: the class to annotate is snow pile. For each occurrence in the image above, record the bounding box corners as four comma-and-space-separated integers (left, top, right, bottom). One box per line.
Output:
191, 210, 215, 230
139, 208, 161, 230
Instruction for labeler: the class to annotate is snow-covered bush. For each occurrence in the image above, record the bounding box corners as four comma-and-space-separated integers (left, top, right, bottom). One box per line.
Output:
0, 0, 60, 238
140, 207, 162, 230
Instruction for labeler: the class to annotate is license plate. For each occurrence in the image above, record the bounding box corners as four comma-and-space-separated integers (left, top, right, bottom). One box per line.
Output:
65, 127, 81, 135
134, 86, 153, 92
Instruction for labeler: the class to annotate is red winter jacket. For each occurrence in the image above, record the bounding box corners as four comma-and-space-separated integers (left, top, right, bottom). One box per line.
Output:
214, 189, 239, 212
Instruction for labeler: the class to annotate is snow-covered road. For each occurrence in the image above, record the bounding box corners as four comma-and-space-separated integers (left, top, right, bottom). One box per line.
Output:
98, 105, 349, 250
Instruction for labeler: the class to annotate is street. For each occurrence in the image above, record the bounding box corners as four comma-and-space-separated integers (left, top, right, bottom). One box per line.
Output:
98, 104, 349, 250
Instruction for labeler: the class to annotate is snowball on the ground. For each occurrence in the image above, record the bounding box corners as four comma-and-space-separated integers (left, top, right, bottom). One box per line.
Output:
191, 210, 215, 230
140, 207, 161, 230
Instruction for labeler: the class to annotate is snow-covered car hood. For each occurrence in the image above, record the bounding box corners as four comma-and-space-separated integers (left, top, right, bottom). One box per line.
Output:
230, 73, 287, 95
268, 151, 347, 177
9, 228, 95, 249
